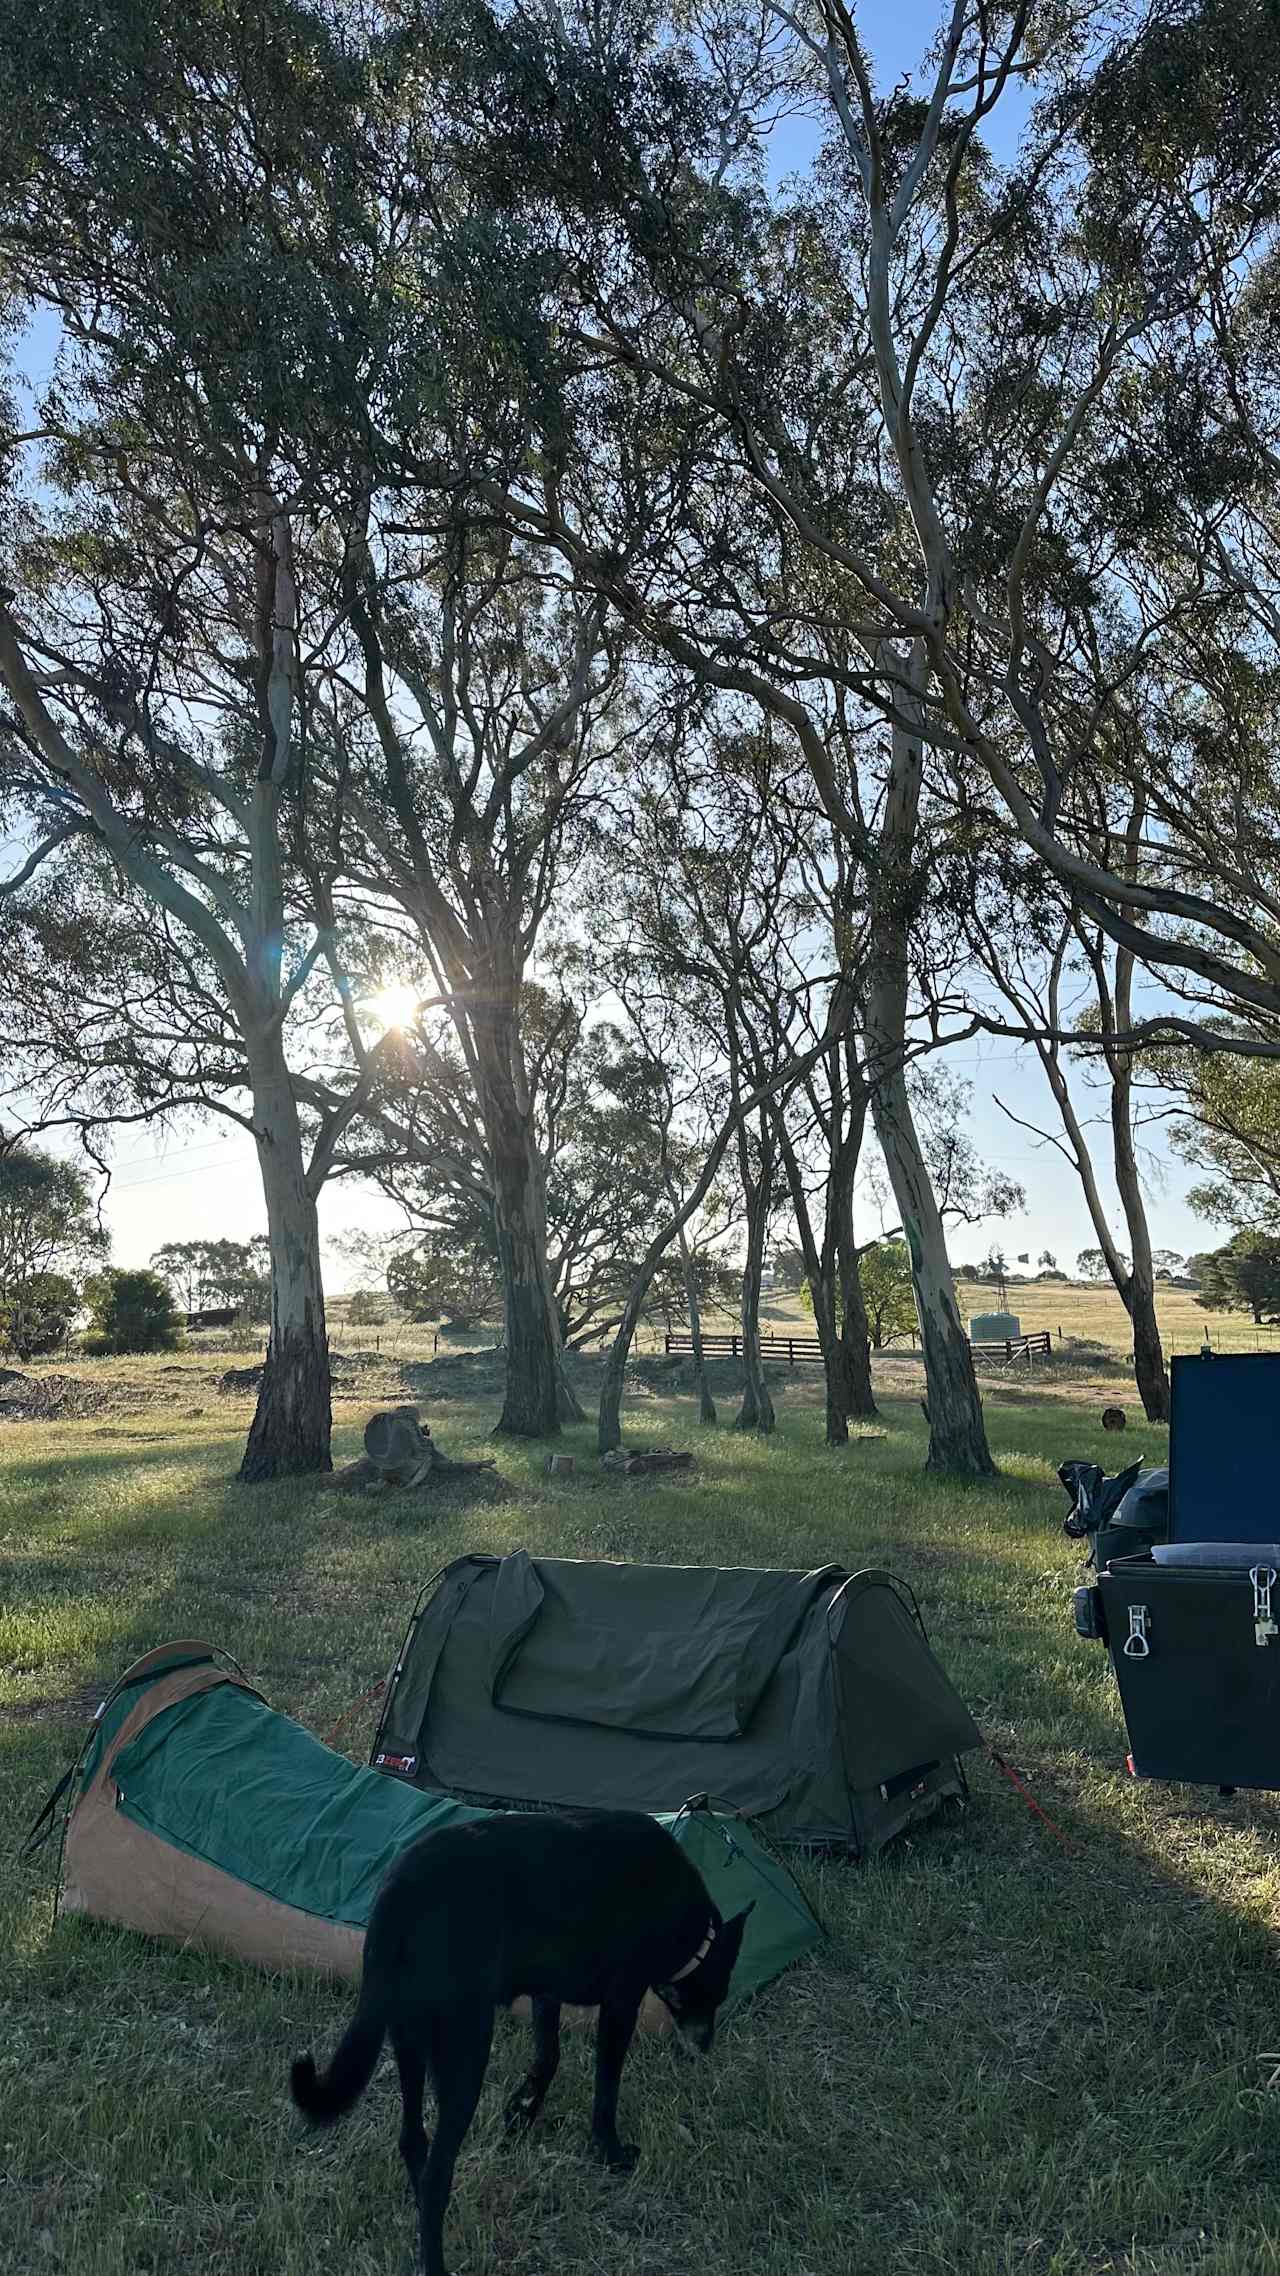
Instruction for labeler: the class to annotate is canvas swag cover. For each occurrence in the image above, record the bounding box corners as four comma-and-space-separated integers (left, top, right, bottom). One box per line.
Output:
373, 1553, 982, 1854
40, 1641, 822, 2027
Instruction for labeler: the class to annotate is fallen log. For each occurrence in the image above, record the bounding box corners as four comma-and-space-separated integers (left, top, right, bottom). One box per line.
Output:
601, 1447, 696, 1477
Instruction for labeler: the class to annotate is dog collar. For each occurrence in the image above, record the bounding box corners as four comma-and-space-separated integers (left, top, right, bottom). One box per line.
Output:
668, 1921, 716, 1985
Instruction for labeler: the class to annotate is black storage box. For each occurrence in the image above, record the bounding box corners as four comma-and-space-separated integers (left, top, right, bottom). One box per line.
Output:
1098, 1353, 1280, 1791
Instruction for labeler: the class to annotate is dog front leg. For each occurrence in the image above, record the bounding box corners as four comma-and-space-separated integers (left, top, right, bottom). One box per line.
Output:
504, 1996, 562, 2135
589, 1990, 642, 2175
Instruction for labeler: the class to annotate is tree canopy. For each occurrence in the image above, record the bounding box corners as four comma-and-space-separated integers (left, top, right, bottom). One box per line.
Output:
7, 2, 1280, 1469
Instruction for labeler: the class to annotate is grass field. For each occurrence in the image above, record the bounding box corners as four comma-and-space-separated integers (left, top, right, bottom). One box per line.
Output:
321, 1275, 1280, 1370
5, 1346, 1280, 2276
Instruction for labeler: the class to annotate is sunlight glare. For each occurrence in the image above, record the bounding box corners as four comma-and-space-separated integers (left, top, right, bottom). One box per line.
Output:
369, 981, 420, 1033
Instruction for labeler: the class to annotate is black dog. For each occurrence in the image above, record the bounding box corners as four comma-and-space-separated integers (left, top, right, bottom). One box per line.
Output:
290, 1809, 751, 2276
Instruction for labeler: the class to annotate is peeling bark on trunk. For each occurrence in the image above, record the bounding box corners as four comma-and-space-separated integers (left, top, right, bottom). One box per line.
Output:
491, 1193, 562, 1437
735, 1119, 775, 1435
240, 1041, 331, 1482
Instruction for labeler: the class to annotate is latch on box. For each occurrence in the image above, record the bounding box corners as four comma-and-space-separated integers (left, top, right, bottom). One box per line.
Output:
1252, 1565, 1278, 1647
1123, 1604, 1150, 1658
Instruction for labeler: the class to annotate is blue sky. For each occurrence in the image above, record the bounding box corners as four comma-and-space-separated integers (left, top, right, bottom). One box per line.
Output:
5, 9, 1223, 1283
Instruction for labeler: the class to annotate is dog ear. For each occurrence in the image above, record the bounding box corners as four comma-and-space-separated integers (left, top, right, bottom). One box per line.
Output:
722, 1903, 754, 1951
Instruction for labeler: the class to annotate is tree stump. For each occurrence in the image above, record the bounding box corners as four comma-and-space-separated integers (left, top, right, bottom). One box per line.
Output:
320, 1406, 496, 1492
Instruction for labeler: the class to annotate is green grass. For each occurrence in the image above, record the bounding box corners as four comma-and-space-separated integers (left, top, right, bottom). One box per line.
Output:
4, 1360, 1280, 2276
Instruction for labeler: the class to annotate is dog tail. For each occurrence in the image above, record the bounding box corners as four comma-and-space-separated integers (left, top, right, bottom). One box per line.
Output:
290, 1979, 386, 2126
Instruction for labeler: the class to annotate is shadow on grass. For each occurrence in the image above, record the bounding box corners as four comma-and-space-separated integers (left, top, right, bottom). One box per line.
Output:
10, 1376, 1280, 2276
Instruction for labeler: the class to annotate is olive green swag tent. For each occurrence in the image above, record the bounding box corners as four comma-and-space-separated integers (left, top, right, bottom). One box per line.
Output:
372, 1555, 982, 1855
40, 1641, 822, 2031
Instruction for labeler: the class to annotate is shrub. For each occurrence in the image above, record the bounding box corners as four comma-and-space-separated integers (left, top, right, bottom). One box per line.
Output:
0, 1269, 80, 1355
83, 1268, 183, 1353
347, 1288, 388, 1326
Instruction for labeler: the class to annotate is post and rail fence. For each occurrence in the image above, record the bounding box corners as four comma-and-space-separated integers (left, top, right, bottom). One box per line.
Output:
662, 1328, 1053, 1367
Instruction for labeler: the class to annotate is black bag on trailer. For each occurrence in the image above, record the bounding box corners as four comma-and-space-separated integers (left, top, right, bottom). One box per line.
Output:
1059, 1458, 1169, 1571
1098, 1353, 1280, 1791
1059, 1458, 1169, 1645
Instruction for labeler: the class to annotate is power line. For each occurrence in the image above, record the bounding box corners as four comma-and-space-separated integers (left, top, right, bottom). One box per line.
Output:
110, 1150, 258, 1193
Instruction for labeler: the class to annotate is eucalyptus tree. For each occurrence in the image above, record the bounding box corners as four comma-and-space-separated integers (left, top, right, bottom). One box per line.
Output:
0, 0, 595, 1467
643, 745, 870, 1442
598, 981, 739, 1427
335, 980, 721, 1354
0, 1141, 106, 1349
582, 735, 859, 1453
602, 724, 818, 1436
1162, 1045, 1280, 1235
423, 0, 1280, 1467
0, 0, 405, 1474
966, 819, 1174, 1422
327, 515, 636, 1434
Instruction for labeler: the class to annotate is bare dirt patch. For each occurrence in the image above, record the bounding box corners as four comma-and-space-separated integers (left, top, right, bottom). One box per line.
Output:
0, 1372, 148, 1423
0, 1681, 101, 1727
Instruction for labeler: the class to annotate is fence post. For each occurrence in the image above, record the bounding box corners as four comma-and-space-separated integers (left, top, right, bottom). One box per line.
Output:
789, 1337, 794, 1367
732, 1333, 739, 1360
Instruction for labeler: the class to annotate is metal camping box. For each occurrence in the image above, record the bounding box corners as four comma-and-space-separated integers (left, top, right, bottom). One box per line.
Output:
1098, 1353, 1280, 1791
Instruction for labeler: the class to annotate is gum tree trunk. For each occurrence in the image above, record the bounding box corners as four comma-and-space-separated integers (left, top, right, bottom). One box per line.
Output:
674, 1208, 717, 1424
809, 1270, 848, 1444
765, 1097, 856, 1447
1010, 846, 1170, 1425
1112, 1102, 1170, 1424
240, 1038, 332, 1482
837, 1245, 878, 1422
867, 695, 994, 1479
599, 1110, 745, 1454
869, 1039, 994, 1476
1110, 911, 1171, 1425
734, 1117, 775, 1434
474, 1007, 582, 1437
485, 1109, 563, 1437
832, 1064, 878, 1422
596, 1032, 848, 1454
